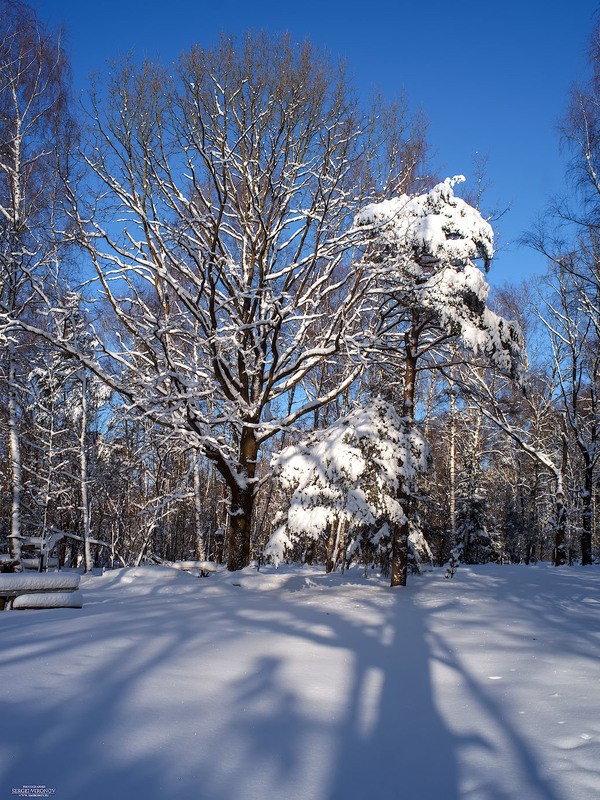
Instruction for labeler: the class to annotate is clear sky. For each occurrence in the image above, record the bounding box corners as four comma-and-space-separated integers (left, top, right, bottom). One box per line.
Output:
34, 0, 600, 287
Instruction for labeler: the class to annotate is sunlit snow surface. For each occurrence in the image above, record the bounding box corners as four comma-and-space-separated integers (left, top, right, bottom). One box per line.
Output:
1, 563, 599, 800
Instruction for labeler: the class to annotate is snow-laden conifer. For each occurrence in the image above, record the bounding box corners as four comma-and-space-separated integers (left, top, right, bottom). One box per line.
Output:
354, 176, 524, 384
349, 177, 525, 585
265, 399, 431, 570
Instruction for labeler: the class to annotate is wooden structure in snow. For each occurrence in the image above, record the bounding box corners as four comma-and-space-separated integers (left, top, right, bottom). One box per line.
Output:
0, 573, 82, 610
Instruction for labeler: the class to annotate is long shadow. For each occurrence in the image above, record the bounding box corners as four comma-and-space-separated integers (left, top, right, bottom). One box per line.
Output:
191, 574, 462, 800
419, 564, 600, 800
0, 569, 460, 800
2, 565, 595, 799
325, 583, 461, 800
0, 572, 244, 799
438, 565, 600, 664
425, 621, 564, 800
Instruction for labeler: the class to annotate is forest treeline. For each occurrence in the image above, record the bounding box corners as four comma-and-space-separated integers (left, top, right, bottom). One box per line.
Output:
0, 2, 598, 585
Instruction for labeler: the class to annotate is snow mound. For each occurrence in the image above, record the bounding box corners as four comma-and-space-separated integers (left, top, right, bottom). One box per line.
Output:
81, 565, 205, 598
220, 565, 386, 593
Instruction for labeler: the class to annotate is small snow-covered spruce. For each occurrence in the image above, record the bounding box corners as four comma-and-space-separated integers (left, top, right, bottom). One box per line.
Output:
456, 488, 500, 565
444, 545, 462, 579
264, 399, 431, 573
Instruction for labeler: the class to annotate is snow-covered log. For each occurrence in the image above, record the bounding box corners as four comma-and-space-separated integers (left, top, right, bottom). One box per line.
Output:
12, 590, 83, 609
0, 573, 80, 593
0, 572, 82, 610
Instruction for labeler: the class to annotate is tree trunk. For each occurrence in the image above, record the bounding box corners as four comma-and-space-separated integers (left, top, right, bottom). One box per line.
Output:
326, 518, 347, 574
80, 371, 93, 573
580, 465, 593, 566
304, 538, 317, 565
390, 511, 409, 587
390, 318, 419, 588
226, 427, 258, 571
8, 342, 22, 563
325, 521, 338, 574
39, 394, 56, 572
449, 379, 457, 544
227, 484, 255, 571
553, 486, 567, 566
553, 423, 568, 567
192, 449, 206, 562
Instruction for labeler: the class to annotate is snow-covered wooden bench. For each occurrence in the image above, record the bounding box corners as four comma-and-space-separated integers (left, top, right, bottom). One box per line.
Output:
0, 573, 82, 610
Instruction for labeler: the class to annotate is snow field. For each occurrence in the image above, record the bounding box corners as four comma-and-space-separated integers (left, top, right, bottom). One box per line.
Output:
0, 563, 598, 800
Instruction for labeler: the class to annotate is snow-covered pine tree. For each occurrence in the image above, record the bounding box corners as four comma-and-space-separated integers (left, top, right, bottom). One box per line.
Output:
353, 176, 524, 585
265, 399, 431, 573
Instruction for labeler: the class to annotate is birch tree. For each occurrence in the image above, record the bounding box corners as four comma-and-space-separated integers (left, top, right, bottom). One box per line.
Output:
537, 257, 599, 564
463, 364, 570, 565
525, 23, 600, 564
0, 1, 70, 564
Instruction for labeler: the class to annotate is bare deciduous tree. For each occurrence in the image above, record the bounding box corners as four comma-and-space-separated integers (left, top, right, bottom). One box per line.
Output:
55, 33, 425, 571
0, 0, 70, 564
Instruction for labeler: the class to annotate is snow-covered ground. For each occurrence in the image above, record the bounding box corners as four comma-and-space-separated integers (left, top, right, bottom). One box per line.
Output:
1, 563, 599, 800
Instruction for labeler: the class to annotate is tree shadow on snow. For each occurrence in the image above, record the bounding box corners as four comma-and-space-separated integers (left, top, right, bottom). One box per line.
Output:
194, 575, 463, 800
1, 565, 588, 800
0, 571, 461, 800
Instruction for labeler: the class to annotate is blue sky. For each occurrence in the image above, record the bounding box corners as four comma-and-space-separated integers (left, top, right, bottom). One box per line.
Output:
35, 0, 599, 287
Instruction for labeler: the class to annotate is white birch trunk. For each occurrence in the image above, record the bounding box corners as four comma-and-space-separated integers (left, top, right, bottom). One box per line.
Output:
8, 341, 22, 563
80, 371, 93, 572
39, 399, 56, 572
449, 379, 457, 542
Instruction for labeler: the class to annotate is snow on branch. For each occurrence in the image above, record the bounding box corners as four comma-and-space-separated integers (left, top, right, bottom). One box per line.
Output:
354, 177, 525, 384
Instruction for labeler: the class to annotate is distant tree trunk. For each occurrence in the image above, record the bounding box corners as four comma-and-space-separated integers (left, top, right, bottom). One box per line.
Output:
8, 342, 22, 563
580, 463, 593, 566
193, 449, 206, 562
80, 371, 93, 573
525, 470, 539, 564
553, 486, 567, 566
304, 539, 317, 565
39, 392, 57, 572
553, 425, 568, 567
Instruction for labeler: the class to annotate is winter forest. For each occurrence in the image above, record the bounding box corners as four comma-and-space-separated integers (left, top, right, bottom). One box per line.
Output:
1, 2, 599, 587
2, 2, 600, 799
